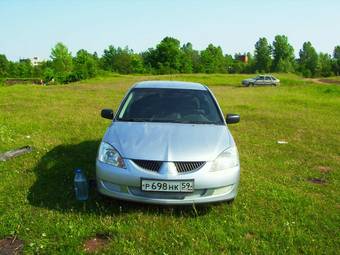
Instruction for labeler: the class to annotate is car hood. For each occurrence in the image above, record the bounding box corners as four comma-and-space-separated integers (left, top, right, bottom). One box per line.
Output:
103, 122, 233, 162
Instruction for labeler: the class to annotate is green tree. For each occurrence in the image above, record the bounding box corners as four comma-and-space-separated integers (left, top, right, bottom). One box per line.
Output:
318, 53, 333, 77
179, 43, 194, 73
7, 61, 18, 77
73, 49, 98, 80
50, 42, 73, 82
130, 54, 145, 73
272, 35, 295, 72
298, 41, 319, 77
43, 67, 54, 83
140, 49, 156, 73
254, 37, 272, 73
191, 51, 201, 73
101, 46, 137, 74
154, 37, 182, 74
334, 45, 340, 59
141, 48, 156, 73
224, 54, 234, 73
0, 54, 9, 77
200, 44, 226, 73
17, 59, 33, 77
178, 42, 202, 73
333, 45, 340, 75
113, 47, 134, 74
101, 45, 116, 71
141, 37, 182, 74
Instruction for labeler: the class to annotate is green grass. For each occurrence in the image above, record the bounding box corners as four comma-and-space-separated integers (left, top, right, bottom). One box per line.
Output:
0, 74, 339, 254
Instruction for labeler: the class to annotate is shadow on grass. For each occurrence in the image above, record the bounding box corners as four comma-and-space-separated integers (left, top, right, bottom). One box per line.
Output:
27, 140, 213, 217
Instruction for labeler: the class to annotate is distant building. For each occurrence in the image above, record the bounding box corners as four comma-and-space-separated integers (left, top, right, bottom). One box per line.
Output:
237, 55, 248, 63
30, 57, 42, 66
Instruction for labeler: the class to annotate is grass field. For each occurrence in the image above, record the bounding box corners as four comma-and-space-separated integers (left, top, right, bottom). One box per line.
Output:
0, 74, 339, 254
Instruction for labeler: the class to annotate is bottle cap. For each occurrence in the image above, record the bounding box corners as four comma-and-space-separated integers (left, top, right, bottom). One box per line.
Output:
75, 168, 82, 174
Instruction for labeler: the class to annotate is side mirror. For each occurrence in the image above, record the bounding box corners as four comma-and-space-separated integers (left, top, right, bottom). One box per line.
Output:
101, 109, 114, 119
226, 114, 240, 124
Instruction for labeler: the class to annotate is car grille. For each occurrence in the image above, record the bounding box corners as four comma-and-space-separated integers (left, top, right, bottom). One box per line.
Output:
132, 160, 206, 173
174, 161, 205, 173
133, 160, 162, 172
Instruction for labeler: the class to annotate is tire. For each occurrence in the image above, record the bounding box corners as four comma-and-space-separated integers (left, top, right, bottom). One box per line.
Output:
249, 83, 254, 87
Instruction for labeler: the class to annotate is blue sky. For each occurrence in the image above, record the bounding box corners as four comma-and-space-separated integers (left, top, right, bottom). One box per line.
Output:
0, 0, 339, 60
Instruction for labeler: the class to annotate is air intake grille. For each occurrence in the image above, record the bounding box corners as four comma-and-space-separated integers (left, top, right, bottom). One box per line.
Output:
133, 160, 162, 172
174, 161, 205, 173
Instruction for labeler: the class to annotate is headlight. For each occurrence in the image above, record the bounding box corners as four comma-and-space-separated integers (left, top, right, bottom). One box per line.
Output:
97, 142, 126, 168
211, 146, 239, 171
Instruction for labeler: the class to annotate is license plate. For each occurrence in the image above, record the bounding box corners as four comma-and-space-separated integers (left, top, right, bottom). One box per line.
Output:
141, 179, 194, 192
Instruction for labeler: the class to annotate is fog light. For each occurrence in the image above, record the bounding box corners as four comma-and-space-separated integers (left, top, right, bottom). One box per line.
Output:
212, 185, 234, 195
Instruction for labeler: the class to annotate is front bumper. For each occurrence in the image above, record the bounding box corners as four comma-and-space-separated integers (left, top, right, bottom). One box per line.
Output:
96, 159, 240, 205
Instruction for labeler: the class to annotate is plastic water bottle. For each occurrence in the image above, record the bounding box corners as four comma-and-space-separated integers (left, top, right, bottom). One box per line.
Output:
74, 168, 88, 201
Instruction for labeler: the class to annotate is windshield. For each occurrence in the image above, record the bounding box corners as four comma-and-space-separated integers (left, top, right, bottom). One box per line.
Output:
116, 88, 224, 124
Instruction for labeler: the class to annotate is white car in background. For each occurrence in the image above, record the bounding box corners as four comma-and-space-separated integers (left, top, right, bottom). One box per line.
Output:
242, 75, 280, 87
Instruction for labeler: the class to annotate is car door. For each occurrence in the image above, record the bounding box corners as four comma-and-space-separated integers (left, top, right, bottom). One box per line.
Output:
255, 76, 264, 85
264, 76, 272, 85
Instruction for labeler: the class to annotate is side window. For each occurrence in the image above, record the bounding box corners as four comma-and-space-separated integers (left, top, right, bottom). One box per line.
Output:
265, 76, 271, 80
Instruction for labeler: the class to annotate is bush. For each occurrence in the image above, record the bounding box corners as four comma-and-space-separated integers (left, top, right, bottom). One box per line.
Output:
43, 68, 54, 83
301, 69, 312, 78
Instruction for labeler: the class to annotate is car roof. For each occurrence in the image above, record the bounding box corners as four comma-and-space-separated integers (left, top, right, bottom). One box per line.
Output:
133, 80, 207, 91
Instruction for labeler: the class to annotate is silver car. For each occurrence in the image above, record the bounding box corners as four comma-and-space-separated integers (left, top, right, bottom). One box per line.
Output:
242, 75, 280, 86
96, 81, 240, 205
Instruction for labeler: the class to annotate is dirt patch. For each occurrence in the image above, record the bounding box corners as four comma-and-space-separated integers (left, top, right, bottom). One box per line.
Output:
0, 236, 24, 255
308, 178, 326, 184
245, 233, 255, 240
83, 234, 110, 253
306, 78, 340, 85
318, 79, 340, 85
317, 166, 332, 174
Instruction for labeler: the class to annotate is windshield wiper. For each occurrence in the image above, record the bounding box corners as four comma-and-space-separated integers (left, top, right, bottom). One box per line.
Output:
185, 120, 222, 125
119, 118, 150, 122
152, 120, 220, 124
118, 118, 221, 125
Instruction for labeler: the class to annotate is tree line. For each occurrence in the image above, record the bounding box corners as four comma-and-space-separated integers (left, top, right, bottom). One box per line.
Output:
0, 35, 339, 84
